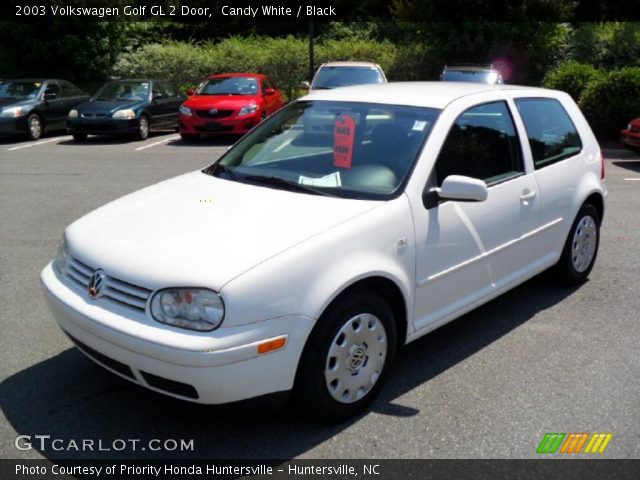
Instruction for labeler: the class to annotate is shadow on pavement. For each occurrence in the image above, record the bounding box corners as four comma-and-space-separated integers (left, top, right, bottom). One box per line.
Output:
0, 272, 578, 461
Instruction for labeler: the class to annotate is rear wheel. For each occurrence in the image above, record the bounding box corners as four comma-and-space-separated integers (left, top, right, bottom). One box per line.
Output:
554, 203, 600, 284
26, 114, 42, 140
294, 292, 397, 422
135, 115, 149, 140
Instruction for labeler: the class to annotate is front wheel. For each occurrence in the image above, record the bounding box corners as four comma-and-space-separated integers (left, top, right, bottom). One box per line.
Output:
554, 203, 600, 284
26, 114, 43, 140
135, 115, 149, 140
294, 292, 397, 422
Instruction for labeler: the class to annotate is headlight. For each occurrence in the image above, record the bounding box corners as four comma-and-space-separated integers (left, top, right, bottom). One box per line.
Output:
112, 109, 136, 119
1, 106, 24, 118
68, 109, 79, 118
179, 105, 192, 116
150, 288, 224, 331
53, 236, 70, 274
238, 104, 259, 116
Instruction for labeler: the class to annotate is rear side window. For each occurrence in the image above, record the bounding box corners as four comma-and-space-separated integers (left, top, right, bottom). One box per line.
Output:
434, 101, 524, 186
515, 98, 582, 169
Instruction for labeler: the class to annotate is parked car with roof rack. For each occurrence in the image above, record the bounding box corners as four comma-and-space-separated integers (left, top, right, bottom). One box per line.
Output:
178, 73, 285, 141
0, 78, 89, 140
67, 79, 184, 141
440, 64, 504, 84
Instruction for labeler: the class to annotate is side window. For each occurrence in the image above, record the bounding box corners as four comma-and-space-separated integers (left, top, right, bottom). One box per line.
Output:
45, 82, 60, 96
434, 101, 524, 186
161, 82, 178, 98
515, 98, 582, 169
59, 81, 79, 97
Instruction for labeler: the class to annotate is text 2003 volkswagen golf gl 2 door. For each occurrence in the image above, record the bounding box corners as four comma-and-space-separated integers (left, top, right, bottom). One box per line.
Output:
41, 83, 606, 421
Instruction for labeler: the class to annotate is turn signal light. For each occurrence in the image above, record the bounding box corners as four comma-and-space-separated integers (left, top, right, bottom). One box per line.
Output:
257, 336, 287, 355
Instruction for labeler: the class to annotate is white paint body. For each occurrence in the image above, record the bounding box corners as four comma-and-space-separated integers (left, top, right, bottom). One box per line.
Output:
41, 83, 606, 403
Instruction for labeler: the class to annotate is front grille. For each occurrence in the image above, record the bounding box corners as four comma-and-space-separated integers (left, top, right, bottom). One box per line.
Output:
195, 109, 233, 119
141, 371, 199, 399
81, 112, 108, 118
66, 332, 136, 380
64, 256, 152, 312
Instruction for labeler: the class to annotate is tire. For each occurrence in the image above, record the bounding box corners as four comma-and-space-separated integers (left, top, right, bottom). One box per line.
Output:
553, 203, 600, 285
135, 115, 150, 141
26, 114, 43, 140
72, 133, 87, 142
294, 292, 397, 422
180, 133, 199, 142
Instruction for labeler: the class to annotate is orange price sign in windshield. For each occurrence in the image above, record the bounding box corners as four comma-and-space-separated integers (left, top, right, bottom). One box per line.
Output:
333, 114, 356, 169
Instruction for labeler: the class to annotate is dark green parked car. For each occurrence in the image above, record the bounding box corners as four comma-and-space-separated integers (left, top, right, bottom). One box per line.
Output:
0, 79, 89, 140
67, 79, 185, 141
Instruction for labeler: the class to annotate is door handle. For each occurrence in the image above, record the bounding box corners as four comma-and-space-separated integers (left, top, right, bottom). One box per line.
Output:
520, 189, 537, 204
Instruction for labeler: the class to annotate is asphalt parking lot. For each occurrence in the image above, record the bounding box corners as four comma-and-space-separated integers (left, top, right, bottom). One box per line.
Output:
0, 131, 638, 460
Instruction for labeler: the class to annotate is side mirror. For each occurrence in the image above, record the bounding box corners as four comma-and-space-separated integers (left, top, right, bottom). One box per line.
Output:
43, 91, 57, 101
185, 88, 195, 96
299, 81, 310, 91
264, 88, 276, 96
422, 175, 488, 209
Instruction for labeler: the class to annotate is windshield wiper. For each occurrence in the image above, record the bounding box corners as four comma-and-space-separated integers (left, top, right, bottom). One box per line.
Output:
207, 163, 243, 181
242, 175, 339, 197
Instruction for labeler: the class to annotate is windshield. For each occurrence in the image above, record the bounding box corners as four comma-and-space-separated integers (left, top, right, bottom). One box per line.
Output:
312, 67, 385, 90
93, 81, 150, 101
0, 81, 43, 100
442, 70, 503, 84
197, 77, 259, 95
204, 101, 440, 200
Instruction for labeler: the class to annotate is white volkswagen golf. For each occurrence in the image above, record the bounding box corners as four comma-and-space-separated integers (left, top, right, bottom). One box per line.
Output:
41, 82, 606, 421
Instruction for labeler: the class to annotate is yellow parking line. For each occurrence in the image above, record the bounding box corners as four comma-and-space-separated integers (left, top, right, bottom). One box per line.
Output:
7, 137, 67, 151
134, 135, 180, 151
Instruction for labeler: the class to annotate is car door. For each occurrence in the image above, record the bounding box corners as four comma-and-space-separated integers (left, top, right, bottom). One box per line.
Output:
160, 82, 183, 128
149, 81, 179, 129
411, 99, 541, 331
41, 81, 67, 129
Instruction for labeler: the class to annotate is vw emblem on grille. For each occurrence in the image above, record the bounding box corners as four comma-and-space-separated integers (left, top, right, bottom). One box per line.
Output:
88, 270, 106, 299
209, 108, 218, 115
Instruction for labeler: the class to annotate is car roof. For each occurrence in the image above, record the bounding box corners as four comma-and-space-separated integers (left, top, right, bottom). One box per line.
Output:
1, 78, 57, 83
301, 81, 547, 109
108, 79, 163, 83
319, 62, 381, 68
444, 66, 500, 72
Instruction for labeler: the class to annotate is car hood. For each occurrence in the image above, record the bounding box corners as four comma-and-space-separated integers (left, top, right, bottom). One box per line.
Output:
0, 97, 37, 109
75, 99, 145, 114
184, 95, 261, 110
65, 171, 380, 291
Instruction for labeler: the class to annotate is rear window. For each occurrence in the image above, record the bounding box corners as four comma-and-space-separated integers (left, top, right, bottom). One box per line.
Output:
515, 98, 582, 169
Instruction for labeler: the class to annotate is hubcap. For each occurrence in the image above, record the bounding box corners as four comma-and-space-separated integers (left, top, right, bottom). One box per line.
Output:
324, 313, 387, 404
571, 214, 597, 273
140, 118, 149, 137
29, 117, 41, 138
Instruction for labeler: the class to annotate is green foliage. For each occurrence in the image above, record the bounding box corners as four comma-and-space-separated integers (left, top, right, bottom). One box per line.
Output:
541, 61, 603, 101
112, 36, 398, 100
568, 23, 640, 70
579, 68, 640, 139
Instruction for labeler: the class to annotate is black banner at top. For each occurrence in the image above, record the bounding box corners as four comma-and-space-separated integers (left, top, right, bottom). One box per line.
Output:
2, 0, 640, 22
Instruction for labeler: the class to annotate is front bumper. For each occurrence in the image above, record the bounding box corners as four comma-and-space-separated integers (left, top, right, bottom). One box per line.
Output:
179, 112, 260, 135
0, 116, 27, 135
620, 129, 640, 149
67, 118, 139, 136
40, 262, 313, 404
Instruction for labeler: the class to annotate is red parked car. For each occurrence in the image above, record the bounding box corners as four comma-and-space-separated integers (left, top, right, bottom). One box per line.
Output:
178, 73, 284, 141
620, 117, 640, 151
